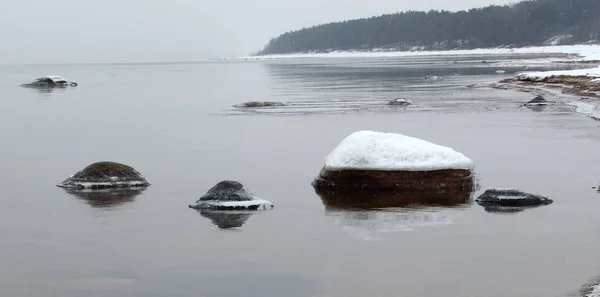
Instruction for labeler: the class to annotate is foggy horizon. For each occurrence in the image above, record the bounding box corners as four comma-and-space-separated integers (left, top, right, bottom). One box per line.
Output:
1, 0, 516, 64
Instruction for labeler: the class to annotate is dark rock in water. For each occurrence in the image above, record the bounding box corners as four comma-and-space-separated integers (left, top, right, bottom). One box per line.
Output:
234, 101, 285, 108
524, 95, 550, 106
388, 98, 413, 106
57, 161, 150, 189
189, 180, 274, 210
475, 188, 553, 207
199, 181, 251, 201
197, 210, 255, 229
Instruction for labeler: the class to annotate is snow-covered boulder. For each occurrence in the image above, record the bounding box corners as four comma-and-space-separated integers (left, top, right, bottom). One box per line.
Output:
524, 95, 550, 106
475, 188, 553, 207
57, 161, 150, 189
189, 181, 274, 210
312, 131, 475, 192
388, 98, 413, 106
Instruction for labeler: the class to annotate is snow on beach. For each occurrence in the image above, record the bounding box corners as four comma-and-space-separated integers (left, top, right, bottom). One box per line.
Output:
587, 283, 600, 297
222, 44, 600, 61
516, 66, 600, 82
567, 101, 600, 120
324, 131, 474, 171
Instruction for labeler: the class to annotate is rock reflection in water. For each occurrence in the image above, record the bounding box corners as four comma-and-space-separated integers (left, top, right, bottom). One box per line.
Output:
478, 203, 547, 214
316, 190, 473, 240
193, 210, 263, 229
63, 187, 146, 208
525, 105, 548, 112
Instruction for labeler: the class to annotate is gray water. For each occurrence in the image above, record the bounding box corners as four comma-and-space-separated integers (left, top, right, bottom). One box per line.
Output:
1, 53, 600, 297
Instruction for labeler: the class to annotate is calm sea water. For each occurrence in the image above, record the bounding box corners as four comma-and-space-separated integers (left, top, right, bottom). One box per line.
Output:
1, 53, 600, 297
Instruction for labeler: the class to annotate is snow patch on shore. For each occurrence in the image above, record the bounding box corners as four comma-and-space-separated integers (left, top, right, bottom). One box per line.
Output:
567, 101, 600, 120
516, 67, 600, 82
223, 44, 600, 62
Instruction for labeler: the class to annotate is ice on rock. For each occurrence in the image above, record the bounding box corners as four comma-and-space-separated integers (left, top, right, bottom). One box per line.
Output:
189, 181, 274, 210
323, 131, 474, 172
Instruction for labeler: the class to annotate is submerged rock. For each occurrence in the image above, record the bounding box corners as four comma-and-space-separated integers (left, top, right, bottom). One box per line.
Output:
524, 95, 550, 106
57, 161, 150, 189
388, 98, 413, 106
233, 101, 285, 108
475, 188, 553, 207
312, 131, 475, 193
189, 181, 274, 210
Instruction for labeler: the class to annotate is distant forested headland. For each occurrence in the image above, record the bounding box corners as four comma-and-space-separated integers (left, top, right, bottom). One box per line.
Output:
258, 0, 600, 55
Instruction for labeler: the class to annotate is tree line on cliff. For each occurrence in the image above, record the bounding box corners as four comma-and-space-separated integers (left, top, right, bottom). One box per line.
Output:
258, 0, 600, 55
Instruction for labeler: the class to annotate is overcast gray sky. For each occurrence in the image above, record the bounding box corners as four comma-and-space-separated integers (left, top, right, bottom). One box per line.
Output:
0, 0, 515, 64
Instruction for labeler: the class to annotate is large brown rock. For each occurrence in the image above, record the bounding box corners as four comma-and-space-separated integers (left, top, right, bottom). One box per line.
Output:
311, 131, 475, 194
315, 187, 473, 209
312, 167, 474, 192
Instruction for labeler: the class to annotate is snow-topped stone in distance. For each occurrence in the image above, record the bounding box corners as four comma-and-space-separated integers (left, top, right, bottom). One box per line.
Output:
524, 95, 550, 106
388, 98, 413, 106
312, 131, 475, 193
475, 188, 553, 207
233, 101, 285, 108
57, 161, 150, 189
189, 181, 274, 210
323, 131, 474, 172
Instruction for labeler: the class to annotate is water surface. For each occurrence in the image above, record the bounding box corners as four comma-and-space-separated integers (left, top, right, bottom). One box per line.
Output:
1, 54, 600, 297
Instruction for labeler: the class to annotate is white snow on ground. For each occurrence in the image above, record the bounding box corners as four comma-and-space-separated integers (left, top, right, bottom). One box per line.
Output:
222, 44, 600, 61
587, 283, 600, 297
567, 101, 600, 120
323, 131, 474, 171
192, 198, 274, 210
516, 67, 600, 82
